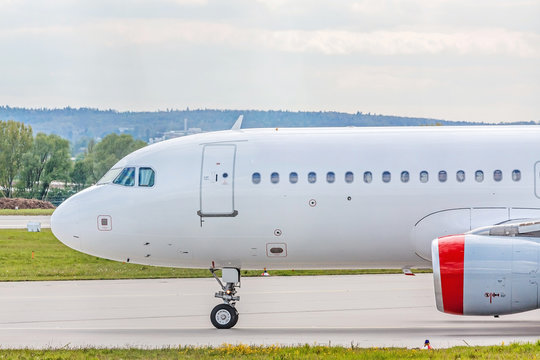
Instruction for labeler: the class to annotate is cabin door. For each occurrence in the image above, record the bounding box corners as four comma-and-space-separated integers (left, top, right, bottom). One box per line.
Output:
198, 144, 238, 217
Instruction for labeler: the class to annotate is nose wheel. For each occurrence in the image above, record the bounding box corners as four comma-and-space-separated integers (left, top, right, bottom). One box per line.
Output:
211, 303, 239, 329
209, 267, 241, 329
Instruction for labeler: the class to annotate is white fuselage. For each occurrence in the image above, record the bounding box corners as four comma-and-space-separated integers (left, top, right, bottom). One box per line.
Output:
51, 126, 540, 270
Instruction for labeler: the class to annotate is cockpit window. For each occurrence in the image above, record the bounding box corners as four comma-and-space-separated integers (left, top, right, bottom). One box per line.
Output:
113, 167, 136, 186
139, 167, 155, 187
97, 168, 122, 185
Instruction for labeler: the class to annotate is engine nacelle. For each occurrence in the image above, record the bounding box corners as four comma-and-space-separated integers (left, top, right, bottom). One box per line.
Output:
432, 234, 539, 316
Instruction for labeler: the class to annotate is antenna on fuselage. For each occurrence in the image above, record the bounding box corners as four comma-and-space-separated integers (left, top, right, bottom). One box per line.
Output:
231, 115, 243, 130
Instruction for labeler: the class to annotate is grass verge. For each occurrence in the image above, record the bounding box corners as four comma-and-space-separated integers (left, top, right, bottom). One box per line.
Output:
0, 208, 55, 216
0, 229, 430, 281
0, 343, 538, 359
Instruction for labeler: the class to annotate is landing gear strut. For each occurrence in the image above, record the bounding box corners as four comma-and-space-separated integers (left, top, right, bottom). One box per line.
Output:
210, 267, 240, 329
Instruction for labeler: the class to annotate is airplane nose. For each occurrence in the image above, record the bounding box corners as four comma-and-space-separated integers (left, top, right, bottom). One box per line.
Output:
51, 196, 81, 251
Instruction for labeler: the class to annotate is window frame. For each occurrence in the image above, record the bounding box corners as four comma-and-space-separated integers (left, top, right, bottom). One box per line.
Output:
138, 166, 156, 187
456, 170, 466, 183
400, 171, 409, 183
363, 171, 373, 184
438, 170, 447, 183
113, 167, 136, 187
475, 170, 484, 183
252, 172, 261, 184
289, 172, 298, 184
97, 167, 123, 185
326, 171, 335, 183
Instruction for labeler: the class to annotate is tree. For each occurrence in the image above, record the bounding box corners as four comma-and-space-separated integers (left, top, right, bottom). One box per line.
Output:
71, 156, 93, 191
18, 133, 71, 199
38, 134, 71, 199
0, 120, 33, 197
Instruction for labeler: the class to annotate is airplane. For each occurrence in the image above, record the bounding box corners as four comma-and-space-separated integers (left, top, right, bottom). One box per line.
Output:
51, 118, 540, 329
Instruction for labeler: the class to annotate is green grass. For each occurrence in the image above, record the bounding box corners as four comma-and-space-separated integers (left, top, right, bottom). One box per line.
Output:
0, 229, 430, 281
0, 229, 209, 281
0, 208, 55, 215
0, 343, 538, 359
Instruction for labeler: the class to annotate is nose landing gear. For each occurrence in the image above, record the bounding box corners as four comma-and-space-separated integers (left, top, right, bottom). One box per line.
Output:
210, 267, 241, 329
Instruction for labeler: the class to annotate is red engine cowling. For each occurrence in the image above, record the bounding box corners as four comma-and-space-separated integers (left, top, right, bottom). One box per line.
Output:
431, 234, 539, 316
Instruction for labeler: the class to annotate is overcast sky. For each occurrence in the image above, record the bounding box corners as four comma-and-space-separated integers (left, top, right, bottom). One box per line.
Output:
0, 0, 538, 123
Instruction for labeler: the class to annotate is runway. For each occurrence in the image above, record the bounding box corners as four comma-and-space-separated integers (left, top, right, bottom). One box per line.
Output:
0, 274, 538, 349
0, 215, 51, 229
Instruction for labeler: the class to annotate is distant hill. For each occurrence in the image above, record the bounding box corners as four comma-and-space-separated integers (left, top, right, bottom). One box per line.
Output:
0, 106, 534, 146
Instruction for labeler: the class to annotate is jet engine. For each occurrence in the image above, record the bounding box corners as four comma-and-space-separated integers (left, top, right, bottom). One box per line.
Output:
431, 221, 540, 316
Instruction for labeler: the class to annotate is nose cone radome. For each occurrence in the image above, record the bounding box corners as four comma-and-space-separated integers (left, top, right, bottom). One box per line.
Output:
51, 195, 81, 251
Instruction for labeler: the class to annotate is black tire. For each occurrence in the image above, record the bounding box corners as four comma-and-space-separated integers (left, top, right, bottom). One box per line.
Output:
210, 304, 239, 329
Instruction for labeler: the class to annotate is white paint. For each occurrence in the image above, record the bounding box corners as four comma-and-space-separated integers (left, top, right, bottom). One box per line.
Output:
52, 126, 540, 270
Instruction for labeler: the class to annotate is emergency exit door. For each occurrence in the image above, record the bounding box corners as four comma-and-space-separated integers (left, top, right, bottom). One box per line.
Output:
198, 144, 238, 217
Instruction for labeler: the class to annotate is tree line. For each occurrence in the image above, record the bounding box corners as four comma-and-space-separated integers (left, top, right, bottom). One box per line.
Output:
0, 106, 495, 148
0, 120, 146, 201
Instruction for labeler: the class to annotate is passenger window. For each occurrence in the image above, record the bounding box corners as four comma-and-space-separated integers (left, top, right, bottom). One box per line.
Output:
382, 171, 391, 183
345, 171, 354, 183
252, 172, 261, 184
512, 170, 521, 182
113, 167, 136, 186
271, 172, 279, 184
475, 170, 484, 182
419, 171, 428, 183
438, 170, 447, 182
400, 171, 409, 183
456, 170, 465, 182
493, 170, 502, 182
289, 172, 298, 184
308, 172, 317, 183
364, 171, 372, 183
326, 172, 335, 183
138, 167, 155, 187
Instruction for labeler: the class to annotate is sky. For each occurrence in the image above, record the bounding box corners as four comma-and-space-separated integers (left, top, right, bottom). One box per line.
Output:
0, 0, 539, 123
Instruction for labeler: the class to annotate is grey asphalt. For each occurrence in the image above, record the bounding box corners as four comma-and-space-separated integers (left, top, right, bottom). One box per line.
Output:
0, 274, 538, 349
0, 215, 51, 229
